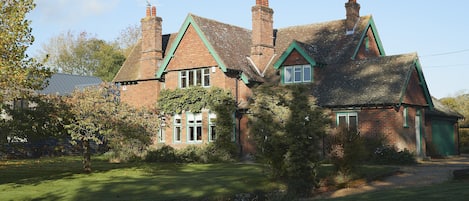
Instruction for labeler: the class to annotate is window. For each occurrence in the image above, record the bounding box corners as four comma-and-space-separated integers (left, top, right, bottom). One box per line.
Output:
283, 65, 312, 84
187, 113, 203, 143
403, 107, 409, 128
174, 114, 182, 143
209, 113, 217, 142
158, 117, 166, 143
337, 112, 358, 131
179, 68, 211, 88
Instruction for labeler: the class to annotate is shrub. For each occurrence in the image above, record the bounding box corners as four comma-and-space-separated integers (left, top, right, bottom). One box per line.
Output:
144, 144, 235, 163
145, 145, 178, 163
328, 128, 368, 175
372, 145, 416, 165
460, 128, 469, 154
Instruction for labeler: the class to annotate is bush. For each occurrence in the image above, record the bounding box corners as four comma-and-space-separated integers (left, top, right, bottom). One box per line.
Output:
144, 144, 235, 163
145, 145, 178, 163
460, 128, 469, 154
328, 128, 368, 175
372, 145, 416, 165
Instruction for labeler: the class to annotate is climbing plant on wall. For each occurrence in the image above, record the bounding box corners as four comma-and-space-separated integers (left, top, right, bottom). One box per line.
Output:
157, 87, 238, 157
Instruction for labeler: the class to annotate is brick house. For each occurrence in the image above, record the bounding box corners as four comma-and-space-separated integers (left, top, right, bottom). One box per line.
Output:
113, 0, 462, 157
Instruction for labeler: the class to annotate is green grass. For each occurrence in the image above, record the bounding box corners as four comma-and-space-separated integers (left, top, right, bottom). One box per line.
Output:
316, 180, 469, 201
0, 156, 281, 201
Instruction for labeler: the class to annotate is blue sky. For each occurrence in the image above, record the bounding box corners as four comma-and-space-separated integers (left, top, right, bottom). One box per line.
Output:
27, 0, 469, 99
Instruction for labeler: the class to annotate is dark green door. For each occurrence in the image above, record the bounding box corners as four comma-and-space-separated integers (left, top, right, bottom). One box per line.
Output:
432, 120, 456, 156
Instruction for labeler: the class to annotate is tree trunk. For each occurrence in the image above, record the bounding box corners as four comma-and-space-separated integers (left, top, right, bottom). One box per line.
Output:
83, 139, 92, 173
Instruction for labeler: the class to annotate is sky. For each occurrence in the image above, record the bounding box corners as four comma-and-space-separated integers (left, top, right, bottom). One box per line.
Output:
27, 0, 469, 99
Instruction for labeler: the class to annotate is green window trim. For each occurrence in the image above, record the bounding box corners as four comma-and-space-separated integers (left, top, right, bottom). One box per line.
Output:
281, 65, 312, 84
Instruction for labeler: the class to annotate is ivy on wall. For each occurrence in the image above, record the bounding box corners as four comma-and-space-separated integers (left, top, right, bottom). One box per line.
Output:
157, 86, 238, 156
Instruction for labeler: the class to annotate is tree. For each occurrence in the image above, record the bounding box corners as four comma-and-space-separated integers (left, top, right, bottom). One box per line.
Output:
37, 31, 125, 81
64, 83, 158, 172
0, 0, 51, 103
114, 23, 141, 57
440, 93, 469, 127
249, 84, 329, 196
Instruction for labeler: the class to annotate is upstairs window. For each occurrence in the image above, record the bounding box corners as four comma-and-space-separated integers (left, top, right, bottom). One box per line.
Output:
179, 68, 210, 88
283, 65, 312, 84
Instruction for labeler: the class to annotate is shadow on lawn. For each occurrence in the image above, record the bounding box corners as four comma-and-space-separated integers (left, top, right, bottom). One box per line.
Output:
0, 157, 137, 185
67, 163, 270, 201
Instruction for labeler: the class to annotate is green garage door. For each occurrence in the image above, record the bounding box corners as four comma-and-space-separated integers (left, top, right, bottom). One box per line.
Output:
432, 120, 456, 156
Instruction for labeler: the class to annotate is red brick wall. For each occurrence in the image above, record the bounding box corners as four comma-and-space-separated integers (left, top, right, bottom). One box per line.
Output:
403, 69, 428, 105
355, 27, 381, 59
119, 80, 160, 109
331, 106, 427, 154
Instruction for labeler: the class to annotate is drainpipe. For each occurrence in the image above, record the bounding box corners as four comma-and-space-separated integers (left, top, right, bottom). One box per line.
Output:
235, 72, 243, 157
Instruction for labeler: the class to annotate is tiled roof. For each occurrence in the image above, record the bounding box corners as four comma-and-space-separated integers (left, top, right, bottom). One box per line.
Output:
313, 53, 418, 107
113, 34, 178, 82
428, 97, 464, 118
114, 14, 372, 83
39, 73, 102, 96
190, 14, 263, 82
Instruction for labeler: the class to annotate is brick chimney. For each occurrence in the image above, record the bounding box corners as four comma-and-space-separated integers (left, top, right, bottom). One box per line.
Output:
345, 0, 360, 33
140, 5, 162, 80
251, 0, 274, 75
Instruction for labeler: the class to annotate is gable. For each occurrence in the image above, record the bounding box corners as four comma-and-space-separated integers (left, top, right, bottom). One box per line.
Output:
399, 59, 433, 109
165, 24, 217, 71
156, 14, 256, 84
402, 68, 430, 106
352, 17, 386, 60
274, 41, 317, 69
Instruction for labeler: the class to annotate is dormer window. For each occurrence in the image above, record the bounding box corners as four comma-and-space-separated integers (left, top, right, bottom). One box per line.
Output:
179, 68, 211, 88
283, 65, 312, 84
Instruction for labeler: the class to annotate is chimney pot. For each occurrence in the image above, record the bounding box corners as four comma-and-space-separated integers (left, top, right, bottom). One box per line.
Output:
146, 6, 151, 17
256, 0, 269, 7
151, 6, 156, 17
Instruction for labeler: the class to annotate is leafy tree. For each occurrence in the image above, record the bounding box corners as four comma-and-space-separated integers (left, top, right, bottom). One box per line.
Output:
64, 83, 158, 172
0, 95, 70, 143
0, 0, 51, 103
114, 23, 141, 57
249, 84, 329, 196
37, 31, 125, 81
440, 93, 469, 127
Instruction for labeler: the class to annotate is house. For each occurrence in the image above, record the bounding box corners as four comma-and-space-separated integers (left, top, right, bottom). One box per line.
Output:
113, 0, 462, 157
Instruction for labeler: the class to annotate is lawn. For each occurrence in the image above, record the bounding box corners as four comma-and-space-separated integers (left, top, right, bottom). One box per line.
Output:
0, 156, 281, 201
0, 156, 401, 201
316, 180, 469, 201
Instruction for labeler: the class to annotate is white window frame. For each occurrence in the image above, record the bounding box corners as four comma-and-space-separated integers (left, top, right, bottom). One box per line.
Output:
186, 113, 203, 143
158, 116, 166, 143
403, 106, 409, 128
283, 65, 312, 84
179, 68, 211, 88
336, 112, 358, 131
208, 113, 217, 142
173, 114, 182, 143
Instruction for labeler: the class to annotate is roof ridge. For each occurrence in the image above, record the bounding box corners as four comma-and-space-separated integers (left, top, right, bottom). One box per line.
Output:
277, 15, 372, 31
188, 13, 251, 32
